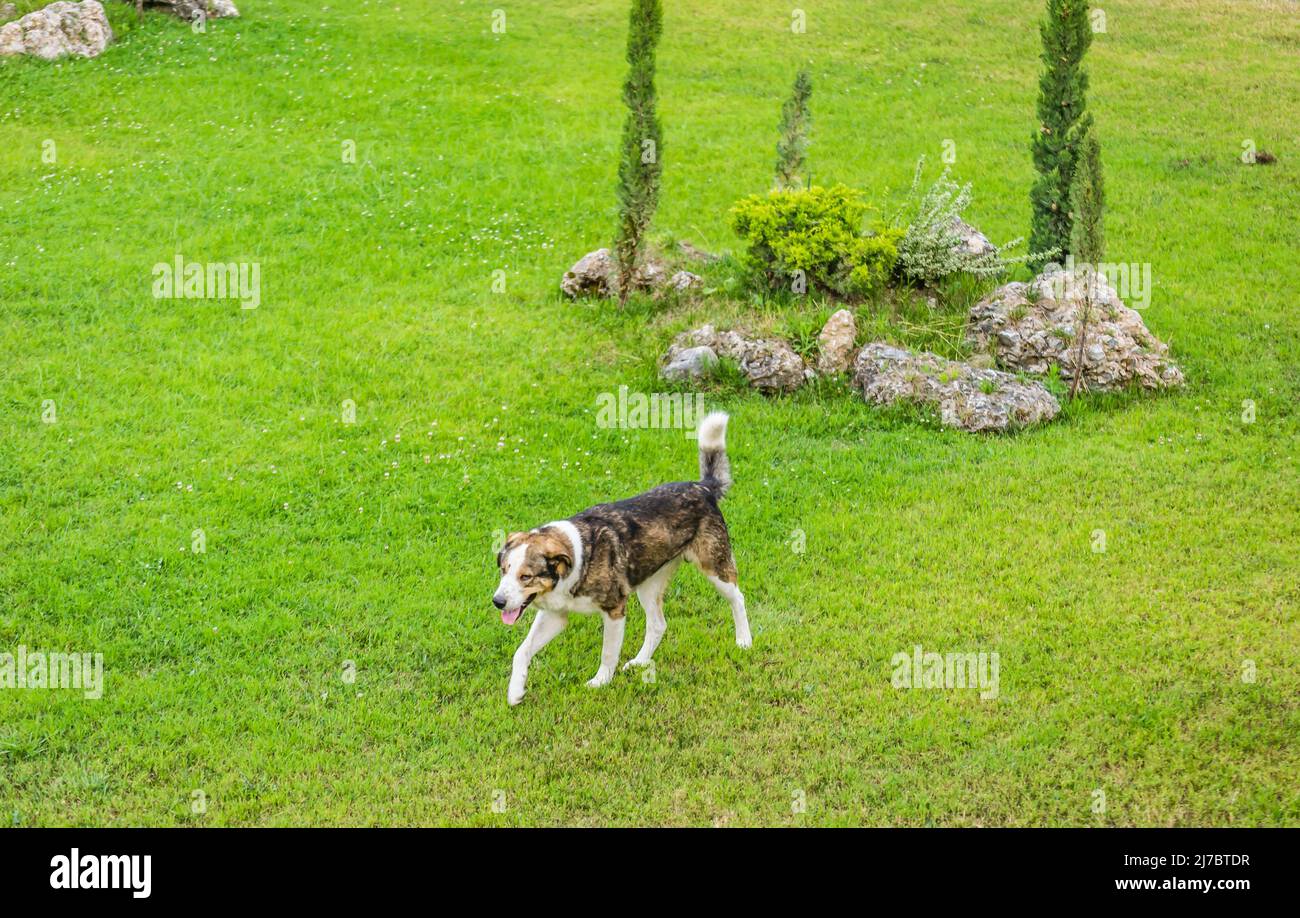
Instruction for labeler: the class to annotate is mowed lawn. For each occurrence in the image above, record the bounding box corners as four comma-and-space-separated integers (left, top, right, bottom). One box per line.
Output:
1, 0, 1297, 826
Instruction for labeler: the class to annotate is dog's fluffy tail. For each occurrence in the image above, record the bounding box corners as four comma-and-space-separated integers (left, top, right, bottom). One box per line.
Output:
697, 411, 732, 499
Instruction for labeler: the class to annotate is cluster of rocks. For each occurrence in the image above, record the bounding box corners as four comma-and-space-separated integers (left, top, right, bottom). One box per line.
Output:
560, 248, 702, 299
660, 312, 1059, 432
656, 267, 1183, 433
967, 268, 1184, 391
661, 306, 860, 392
664, 324, 809, 392
0, 0, 237, 60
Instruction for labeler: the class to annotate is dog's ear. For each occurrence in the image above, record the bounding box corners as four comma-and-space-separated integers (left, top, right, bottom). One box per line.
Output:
546, 548, 572, 580
496, 531, 526, 567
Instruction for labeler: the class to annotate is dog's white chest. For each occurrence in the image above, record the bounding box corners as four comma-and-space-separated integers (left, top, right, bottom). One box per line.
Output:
536, 589, 602, 615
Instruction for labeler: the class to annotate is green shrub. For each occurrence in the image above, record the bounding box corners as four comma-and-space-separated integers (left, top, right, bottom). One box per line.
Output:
848, 229, 904, 292
730, 184, 899, 298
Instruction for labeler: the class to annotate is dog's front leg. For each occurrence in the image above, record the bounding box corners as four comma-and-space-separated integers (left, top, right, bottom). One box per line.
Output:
508, 610, 567, 706
586, 607, 626, 688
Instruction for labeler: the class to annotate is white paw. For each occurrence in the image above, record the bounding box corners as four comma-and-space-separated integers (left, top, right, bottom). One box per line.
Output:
586, 667, 613, 688
508, 688, 525, 706
622, 657, 652, 671
736, 633, 752, 649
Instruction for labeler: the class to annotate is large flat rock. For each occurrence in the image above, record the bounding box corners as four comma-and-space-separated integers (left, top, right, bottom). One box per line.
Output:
853, 342, 1060, 433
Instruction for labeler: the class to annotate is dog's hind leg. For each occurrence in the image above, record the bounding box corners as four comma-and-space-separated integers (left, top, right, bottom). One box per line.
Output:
687, 518, 752, 650
625, 557, 681, 671
707, 566, 751, 650
587, 603, 626, 688
508, 610, 568, 706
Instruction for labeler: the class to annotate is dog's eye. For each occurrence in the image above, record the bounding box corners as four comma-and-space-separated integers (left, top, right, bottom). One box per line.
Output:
518, 574, 533, 584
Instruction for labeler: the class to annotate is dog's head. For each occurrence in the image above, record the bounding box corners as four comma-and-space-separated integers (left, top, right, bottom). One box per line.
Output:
492, 528, 573, 625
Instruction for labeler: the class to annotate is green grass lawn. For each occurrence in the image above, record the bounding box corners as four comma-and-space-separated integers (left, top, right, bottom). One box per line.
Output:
1, 0, 1297, 826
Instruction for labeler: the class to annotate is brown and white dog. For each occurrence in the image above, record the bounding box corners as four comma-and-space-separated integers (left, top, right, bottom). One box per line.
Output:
492, 411, 750, 705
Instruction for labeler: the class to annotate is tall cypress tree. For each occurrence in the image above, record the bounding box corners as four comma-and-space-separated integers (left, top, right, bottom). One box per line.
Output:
614, 0, 664, 304
775, 69, 813, 190
1029, 0, 1093, 265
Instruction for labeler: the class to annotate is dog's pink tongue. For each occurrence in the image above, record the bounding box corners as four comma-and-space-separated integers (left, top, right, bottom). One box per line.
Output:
501, 608, 522, 625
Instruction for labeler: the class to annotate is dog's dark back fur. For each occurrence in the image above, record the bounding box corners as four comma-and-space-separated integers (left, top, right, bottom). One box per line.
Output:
563, 480, 734, 615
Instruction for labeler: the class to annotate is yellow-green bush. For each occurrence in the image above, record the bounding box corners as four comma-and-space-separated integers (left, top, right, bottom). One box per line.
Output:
730, 184, 900, 298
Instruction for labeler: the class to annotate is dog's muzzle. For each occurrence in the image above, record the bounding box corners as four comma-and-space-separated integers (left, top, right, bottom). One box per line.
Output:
492, 593, 532, 626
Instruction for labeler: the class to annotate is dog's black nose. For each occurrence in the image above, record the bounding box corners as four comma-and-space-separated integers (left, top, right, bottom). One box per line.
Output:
492, 595, 506, 610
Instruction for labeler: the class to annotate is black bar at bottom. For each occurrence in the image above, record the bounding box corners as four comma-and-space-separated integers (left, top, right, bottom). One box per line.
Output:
0, 827, 1284, 905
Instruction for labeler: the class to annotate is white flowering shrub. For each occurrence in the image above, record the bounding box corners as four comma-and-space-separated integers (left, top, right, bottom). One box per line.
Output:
893, 159, 1052, 286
